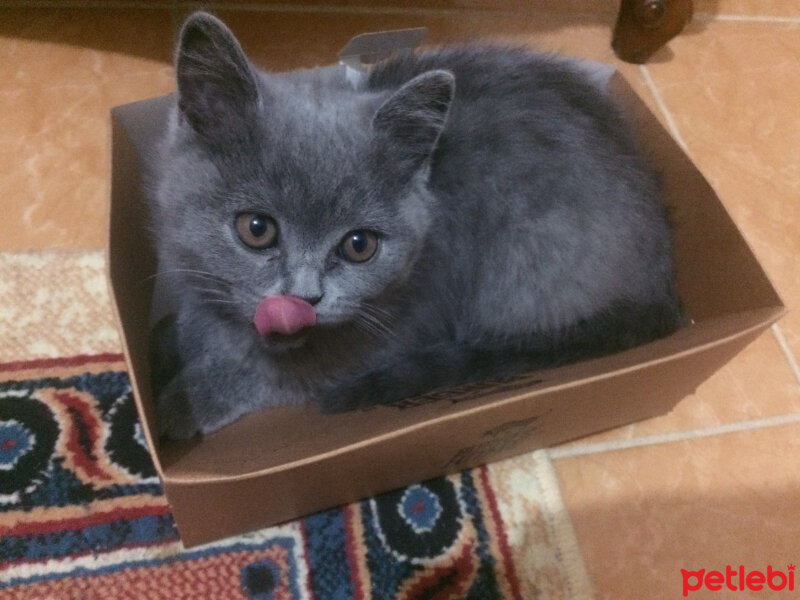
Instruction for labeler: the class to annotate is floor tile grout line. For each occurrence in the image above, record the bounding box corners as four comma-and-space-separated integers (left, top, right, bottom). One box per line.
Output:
638, 64, 689, 153
772, 324, 800, 385
547, 412, 800, 459
695, 13, 800, 24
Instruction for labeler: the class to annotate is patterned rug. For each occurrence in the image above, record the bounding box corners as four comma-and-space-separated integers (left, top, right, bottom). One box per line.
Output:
0, 250, 593, 599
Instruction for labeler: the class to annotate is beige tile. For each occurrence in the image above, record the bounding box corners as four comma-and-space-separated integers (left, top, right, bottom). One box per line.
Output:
0, 8, 175, 250
645, 19, 800, 379
697, 0, 800, 18
0, 8, 175, 89
555, 423, 800, 598
557, 329, 800, 451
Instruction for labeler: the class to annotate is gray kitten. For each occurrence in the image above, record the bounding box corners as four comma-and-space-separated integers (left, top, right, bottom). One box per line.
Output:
150, 12, 683, 439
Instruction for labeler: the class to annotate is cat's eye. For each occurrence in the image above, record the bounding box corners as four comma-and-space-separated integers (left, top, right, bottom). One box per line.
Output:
235, 213, 278, 249
339, 230, 378, 263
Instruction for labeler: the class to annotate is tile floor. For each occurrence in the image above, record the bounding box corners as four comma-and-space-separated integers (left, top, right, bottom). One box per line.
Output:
1, 2, 798, 597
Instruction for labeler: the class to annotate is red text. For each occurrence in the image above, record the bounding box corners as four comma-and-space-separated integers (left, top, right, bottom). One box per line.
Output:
682, 565, 795, 596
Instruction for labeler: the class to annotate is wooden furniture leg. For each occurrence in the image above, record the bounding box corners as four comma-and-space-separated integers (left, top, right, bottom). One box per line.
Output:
612, 0, 694, 63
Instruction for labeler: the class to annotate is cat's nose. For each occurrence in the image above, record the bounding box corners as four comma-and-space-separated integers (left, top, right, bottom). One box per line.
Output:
297, 293, 323, 306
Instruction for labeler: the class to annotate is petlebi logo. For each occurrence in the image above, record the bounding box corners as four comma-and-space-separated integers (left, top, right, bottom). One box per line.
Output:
681, 564, 795, 596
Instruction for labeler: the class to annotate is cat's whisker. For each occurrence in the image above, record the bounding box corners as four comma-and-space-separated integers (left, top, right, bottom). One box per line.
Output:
361, 311, 392, 332
196, 298, 242, 306
361, 304, 400, 332
188, 283, 228, 295
353, 308, 397, 341
143, 268, 232, 287
186, 285, 245, 311
362, 303, 399, 326
352, 319, 382, 340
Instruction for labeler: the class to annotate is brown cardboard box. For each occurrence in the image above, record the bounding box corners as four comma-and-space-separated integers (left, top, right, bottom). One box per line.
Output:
107, 62, 785, 547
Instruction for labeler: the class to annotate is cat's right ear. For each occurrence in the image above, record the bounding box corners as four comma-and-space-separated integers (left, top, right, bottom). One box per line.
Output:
175, 12, 260, 143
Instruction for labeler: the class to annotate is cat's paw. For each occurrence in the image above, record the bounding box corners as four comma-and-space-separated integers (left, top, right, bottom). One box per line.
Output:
156, 370, 247, 438
156, 377, 201, 440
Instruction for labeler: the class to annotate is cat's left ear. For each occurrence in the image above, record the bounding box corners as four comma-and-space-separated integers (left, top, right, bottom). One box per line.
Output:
372, 70, 454, 169
175, 12, 261, 144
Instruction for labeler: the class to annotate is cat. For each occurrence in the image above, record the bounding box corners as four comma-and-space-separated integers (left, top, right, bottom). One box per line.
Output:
149, 11, 684, 439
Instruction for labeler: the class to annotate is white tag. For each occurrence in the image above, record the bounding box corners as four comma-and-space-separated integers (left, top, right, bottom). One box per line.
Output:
338, 27, 427, 82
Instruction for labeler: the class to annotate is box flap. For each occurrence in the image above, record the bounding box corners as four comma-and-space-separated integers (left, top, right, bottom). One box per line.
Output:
107, 95, 174, 472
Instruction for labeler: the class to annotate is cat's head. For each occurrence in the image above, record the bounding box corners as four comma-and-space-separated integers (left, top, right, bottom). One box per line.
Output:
154, 12, 454, 350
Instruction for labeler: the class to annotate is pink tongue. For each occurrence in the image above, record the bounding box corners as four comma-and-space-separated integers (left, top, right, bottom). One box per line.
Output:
253, 295, 317, 337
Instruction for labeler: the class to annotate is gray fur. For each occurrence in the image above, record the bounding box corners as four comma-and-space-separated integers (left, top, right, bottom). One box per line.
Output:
150, 12, 683, 438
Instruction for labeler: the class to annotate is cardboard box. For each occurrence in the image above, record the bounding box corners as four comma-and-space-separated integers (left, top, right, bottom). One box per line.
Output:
107, 61, 785, 547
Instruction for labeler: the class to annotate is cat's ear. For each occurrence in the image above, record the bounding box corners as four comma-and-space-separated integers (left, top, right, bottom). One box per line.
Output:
175, 12, 260, 142
372, 70, 454, 168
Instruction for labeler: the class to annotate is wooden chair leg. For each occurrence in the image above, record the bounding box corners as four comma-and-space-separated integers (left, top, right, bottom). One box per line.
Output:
612, 0, 694, 63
